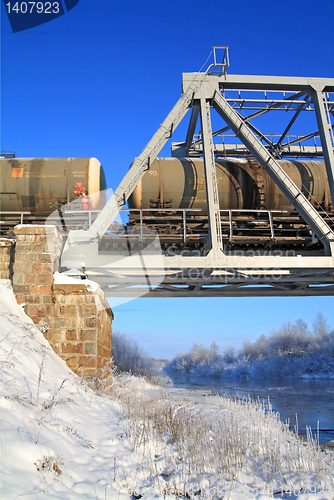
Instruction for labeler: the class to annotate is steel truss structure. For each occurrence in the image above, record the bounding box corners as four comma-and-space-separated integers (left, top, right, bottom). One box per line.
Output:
62, 48, 334, 297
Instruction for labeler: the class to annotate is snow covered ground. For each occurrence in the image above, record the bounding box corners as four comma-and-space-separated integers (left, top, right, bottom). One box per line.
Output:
1, 279, 334, 499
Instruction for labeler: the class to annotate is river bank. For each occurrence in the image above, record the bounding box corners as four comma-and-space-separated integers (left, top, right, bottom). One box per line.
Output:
1, 281, 334, 499
164, 373, 334, 445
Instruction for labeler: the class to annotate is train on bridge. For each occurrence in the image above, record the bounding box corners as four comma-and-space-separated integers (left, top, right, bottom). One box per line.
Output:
1, 155, 333, 251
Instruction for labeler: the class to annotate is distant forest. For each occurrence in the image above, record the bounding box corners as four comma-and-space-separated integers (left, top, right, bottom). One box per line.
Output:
165, 313, 334, 379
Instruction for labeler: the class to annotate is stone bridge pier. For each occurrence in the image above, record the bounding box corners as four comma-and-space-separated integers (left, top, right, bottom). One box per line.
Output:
0, 225, 113, 381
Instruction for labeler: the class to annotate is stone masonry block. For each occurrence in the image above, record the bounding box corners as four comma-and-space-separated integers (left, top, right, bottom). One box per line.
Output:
77, 367, 97, 378
38, 274, 54, 286
14, 251, 38, 262
12, 272, 25, 285
85, 317, 96, 328
42, 295, 52, 304
13, 262, 33, 274
78, 356, 98, 369
84, 343, 96, 355
29, 304, 52, 317
37, 253, 54, 263
38, 285, 53, 294
13, 284, 30, 293
25, 274, 37, 285
0, 254, 11, 262
59, 304, 78, 316
32, 263, 43, 273
41, 263, 54, 273
79, 329, 96, 341
53, 283, 89, 294
81, 305, 97, 316
61, 343, 83, 354
14, 294, 25, 305
37, 273, 53, 286
66, 330, 78, 341
25, 295, 42, 304
64, 356, 80, 371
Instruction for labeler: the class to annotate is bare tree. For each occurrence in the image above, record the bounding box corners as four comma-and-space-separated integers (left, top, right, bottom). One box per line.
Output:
313, 312, 330, 338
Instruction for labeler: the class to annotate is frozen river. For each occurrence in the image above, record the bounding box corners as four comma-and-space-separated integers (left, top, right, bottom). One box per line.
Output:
168, 375, 334, 444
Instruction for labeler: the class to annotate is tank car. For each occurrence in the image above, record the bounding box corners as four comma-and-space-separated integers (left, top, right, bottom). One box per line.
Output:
0, 157, 107, 213
128, 157, 331, 211
125, 157, 333, 252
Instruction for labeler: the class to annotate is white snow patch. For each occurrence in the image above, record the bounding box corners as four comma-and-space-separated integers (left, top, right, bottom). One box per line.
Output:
53, 271, 100, 292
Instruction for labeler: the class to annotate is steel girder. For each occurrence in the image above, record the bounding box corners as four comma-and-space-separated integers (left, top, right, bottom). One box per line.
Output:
211, 90, 334, 254
65, 74, 207, 244
199, 98, 223, 256
62, 70, 334, 297
311, 90, 334, 202
176, 78, 334, 162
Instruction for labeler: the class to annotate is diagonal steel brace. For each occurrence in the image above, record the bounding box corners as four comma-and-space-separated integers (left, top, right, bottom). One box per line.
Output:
67, 74, 210, 244
212, 90, 334, 255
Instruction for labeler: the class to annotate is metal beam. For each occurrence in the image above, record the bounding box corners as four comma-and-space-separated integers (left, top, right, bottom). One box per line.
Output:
61, 69, 334, 298
184, 104, 199, 154
102, 284, 334, 298
245, 121, 275, 149
212, 90, 334, 254
67, 74, 215, 244
199, 98, 223, 256
276, 98, 308, 148
190, 91, 308, 148
183, 73, 334, 93
311, 90, 334, 204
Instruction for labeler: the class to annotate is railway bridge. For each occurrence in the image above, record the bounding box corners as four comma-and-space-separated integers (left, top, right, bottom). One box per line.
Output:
24, 49, 334, 296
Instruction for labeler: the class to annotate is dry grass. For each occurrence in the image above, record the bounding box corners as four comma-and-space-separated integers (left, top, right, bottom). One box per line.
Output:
110, 374, 334, 498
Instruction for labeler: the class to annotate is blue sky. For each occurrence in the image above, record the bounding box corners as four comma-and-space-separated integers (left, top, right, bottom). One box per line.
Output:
1, 0, 334, 358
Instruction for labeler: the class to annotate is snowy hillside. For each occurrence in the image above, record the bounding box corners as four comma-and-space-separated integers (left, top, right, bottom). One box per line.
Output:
1, 280, 334, 499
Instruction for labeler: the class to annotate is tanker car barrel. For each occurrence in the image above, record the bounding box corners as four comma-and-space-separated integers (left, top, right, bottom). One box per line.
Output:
1, 155, 333, 251
1, 155, 330, 217
128, 157, 332, 212
0, 157, 107, 214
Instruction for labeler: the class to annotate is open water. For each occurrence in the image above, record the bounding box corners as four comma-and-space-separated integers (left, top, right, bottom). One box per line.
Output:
169, 375, 334, 444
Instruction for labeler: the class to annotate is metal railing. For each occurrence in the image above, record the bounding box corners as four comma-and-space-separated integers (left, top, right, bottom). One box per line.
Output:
2, 207, 333, 246
0, 211, 32, 225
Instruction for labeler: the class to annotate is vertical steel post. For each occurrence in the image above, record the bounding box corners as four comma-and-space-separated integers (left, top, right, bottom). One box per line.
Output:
268, 211, 275, 241
212, 90, 334, 255
199, 98, 223, 256
183, 209, 186, 243
229, 210, 233, 243
311, 90, 334, 204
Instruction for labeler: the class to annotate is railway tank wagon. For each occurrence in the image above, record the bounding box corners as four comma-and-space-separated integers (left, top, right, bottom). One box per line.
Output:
0, 156, 106, 214
127, 157, 333, 251
128, 157, 331, 212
